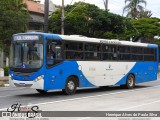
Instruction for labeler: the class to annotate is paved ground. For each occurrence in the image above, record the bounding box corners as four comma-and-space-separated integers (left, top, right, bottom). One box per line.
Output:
0, 76, 9, 87
0, 79, 160, 120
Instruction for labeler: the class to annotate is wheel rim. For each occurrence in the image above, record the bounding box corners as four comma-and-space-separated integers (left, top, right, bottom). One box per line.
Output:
67, 81, 75, 91
128, 76, 134, 87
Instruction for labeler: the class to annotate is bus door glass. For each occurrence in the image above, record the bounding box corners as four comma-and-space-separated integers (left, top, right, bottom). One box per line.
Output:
46, 40, 62, 67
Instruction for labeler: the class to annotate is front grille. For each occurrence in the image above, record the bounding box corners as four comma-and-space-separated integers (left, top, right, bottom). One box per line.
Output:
14, 83, 32, 87
14, 72, 35, 76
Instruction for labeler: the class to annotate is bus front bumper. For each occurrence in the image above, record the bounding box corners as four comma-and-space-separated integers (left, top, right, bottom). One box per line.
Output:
9, 78, 44, 89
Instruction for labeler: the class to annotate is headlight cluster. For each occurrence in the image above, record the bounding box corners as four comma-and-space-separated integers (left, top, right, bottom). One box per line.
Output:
9, 74, 14, 80
9, 75, 11, 78
35, 75, 44, 81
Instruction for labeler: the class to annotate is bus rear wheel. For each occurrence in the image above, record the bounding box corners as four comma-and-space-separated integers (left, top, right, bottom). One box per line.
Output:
36, 89, 48, 94
62, 77, 77, 95
125, 74, 135, 89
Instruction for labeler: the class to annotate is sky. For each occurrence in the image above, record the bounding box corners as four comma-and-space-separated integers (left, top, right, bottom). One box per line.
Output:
41, 0, 160, 18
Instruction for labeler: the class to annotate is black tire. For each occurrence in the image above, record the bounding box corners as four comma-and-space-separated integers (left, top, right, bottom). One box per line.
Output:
125, 74, 135, 89
36, 89, 48, 94
120, 85, 126, 89
100, 86, 109, 89
62, 76, 77, 95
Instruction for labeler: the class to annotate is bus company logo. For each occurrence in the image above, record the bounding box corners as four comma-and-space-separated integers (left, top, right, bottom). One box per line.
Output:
106, 64, 113, 71
5, 103, 42, 118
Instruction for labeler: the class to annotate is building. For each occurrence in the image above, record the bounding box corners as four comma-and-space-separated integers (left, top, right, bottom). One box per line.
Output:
25, 0, 44, 32
24, 0, 56, 32
0, 0, 56, 67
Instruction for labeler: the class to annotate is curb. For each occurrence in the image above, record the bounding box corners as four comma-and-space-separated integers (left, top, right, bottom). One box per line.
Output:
4, 84, 10, 87
0, 77, 9, 87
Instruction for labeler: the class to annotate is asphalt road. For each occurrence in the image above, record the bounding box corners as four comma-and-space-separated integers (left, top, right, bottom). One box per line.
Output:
0, 79, 160, 120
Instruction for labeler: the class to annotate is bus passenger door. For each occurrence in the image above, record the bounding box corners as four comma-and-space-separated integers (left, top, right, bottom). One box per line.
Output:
46, 39, 63, 89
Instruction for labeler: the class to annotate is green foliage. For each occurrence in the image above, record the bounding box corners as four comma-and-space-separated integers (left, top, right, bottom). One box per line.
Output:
0, 0, 29, 56
3, 66, 9, 76
131, 18, 160, 42
103, 32, 118, 39
147, 39, 160, 45
49, 2, 135, 40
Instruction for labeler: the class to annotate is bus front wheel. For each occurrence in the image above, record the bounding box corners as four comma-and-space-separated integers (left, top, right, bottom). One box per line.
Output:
62, 77, 77, 95
126, 74, 135, 89
36, 89, 48, 94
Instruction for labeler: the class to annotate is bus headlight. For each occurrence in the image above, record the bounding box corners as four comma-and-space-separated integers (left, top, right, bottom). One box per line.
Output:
9, 75, 11, 78
35, 75, 44, 81
9, 74, 13, 78
9, 74, 14, 80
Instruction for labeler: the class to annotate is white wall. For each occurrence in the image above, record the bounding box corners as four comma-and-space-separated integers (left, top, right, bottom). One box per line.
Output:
0, 49, 4, 67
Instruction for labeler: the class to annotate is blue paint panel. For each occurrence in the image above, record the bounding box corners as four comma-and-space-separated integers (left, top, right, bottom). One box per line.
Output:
147, 44, 158, 48
116, 62, 158, 85
43, 61, 94, 90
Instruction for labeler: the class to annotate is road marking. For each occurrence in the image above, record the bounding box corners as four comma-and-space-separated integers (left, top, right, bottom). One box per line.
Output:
118, 99, 160, 111
1, 84, 160, 111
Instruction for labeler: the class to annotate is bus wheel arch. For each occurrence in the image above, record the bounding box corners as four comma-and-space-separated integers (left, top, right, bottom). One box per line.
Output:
70, 75, 79, 87
126, 73, 135, 89
62, 75, 79, 95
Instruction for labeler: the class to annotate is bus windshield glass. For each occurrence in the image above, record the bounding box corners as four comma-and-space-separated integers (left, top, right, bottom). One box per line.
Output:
10, 42, 43, 69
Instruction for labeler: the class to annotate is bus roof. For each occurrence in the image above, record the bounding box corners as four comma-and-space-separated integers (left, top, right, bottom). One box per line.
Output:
14, 32, 158, 48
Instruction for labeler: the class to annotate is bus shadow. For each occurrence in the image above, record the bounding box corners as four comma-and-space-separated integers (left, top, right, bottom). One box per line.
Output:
16, 85, 150, 98
76, 85, 150, 94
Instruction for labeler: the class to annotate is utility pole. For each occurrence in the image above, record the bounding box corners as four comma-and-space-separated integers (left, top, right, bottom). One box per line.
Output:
103, 0, 108, 11
44, 0, 49, 33
61, 0, 64, 35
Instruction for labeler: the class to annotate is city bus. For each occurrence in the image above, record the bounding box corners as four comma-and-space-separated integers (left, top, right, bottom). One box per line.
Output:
9, 32, 159, 95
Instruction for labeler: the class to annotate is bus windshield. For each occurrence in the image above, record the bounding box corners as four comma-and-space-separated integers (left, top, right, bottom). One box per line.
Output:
9, 42, 43, 69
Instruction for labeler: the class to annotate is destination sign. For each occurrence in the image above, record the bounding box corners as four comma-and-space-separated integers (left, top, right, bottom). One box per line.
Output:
13, 35, 39, 41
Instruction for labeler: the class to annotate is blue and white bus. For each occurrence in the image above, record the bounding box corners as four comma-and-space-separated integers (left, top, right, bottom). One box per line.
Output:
9, 32, 159, 95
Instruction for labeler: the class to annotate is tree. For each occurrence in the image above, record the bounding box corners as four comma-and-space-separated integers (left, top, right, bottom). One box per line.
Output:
13, 0, 28, 10
139, 10, 152, 18
0, 0, 29, 55
123, 0, 147, 19
49, 2, 136, 40
103, 0, 108, 10
131, 18, 160, 42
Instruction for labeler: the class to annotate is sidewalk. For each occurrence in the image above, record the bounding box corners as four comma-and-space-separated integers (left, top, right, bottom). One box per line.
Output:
0, 76, 9, 87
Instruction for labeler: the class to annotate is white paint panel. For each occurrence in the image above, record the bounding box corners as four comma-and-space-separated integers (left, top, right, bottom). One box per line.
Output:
31, 79, 44, 89
77, 61, 136, 86
60, 35, 149, 47
9, 79, 44, 89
